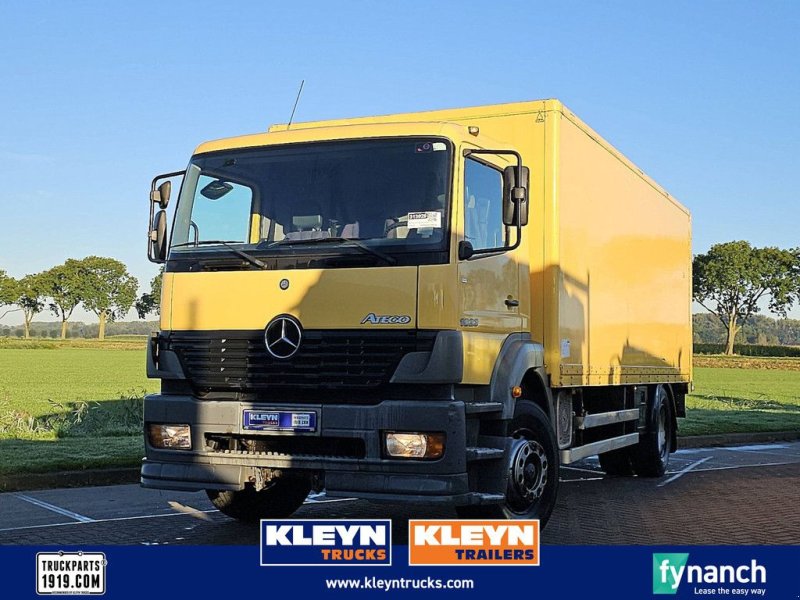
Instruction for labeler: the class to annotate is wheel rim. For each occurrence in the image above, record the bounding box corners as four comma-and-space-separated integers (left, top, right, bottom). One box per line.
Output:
506, 432, 548, 514
657, 403, 669, 460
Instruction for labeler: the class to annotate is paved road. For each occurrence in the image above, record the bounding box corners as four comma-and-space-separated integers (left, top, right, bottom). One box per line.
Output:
1, 442, 798, 546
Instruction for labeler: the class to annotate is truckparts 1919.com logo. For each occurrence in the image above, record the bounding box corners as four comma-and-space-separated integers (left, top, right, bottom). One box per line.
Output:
652, 553, 767, 595
260, 520, 391, 567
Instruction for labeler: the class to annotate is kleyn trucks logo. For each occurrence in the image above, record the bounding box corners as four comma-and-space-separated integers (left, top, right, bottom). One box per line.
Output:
653, 554, 767, 595
260, 519, 391, 566
409, 520, 539, 566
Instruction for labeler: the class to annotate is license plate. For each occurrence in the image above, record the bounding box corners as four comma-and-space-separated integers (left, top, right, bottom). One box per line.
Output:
243, 410, 317, 432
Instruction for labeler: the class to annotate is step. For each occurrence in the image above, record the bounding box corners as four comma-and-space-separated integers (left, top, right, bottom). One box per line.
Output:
462, 492, 505, 505
466, 447, 505, 461
465, 402, 504, 415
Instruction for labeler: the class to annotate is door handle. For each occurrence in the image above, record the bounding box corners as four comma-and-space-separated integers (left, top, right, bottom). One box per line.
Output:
505, 298, 519, 307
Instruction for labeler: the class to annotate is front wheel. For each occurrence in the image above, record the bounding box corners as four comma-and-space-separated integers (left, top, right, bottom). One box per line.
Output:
456, 401, 559, 527
206, 476, 311, 522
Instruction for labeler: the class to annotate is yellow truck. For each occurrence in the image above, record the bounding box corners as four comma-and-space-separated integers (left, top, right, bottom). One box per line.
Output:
142, 100, 691, 527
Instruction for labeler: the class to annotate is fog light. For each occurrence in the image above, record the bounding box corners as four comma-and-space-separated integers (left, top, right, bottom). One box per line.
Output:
384, 432, 445, 459
148, 424, 191, 450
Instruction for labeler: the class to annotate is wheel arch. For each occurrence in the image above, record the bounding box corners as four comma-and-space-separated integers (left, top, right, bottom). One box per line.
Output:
489, 334, 554, 424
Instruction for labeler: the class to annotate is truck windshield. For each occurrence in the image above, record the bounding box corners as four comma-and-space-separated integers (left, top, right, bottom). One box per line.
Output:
170, 138, 452, 262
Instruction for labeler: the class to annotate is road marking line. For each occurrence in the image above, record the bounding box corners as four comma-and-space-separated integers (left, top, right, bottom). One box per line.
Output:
0, 496, 358, 534
658, 457, 711, 487
689, 461, 794, 473
721, 444, 789, 452
0, 509, 220, 533
560, 477, 605, 482
13, 493, 94, 523
304, 497, 357, 504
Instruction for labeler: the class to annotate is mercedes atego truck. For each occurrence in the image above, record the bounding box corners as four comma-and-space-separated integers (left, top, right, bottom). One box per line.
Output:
142, 100, 692, 527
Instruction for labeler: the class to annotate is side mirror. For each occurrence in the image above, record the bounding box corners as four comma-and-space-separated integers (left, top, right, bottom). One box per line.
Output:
157, 181, 171, 209
150, 210, 168, 262
503, 165, 529, 226
150, 181, 172, 209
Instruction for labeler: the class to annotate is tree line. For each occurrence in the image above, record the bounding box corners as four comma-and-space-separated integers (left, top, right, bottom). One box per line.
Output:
0, 257, 160, 340
693, 313, 800, 346
2, 240, 799, 350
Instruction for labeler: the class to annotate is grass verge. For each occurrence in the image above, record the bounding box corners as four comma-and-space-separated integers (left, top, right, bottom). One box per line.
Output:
0, 436, 143, 475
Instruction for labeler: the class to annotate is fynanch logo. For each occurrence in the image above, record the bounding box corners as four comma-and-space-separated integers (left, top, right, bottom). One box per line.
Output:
361, 313, 412, 325
653, 553, 690, 594
652, 553, 767, 595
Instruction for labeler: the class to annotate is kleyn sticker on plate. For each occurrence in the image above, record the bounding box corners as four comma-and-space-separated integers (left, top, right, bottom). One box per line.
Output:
407, 211, 442, 229
243, 410, 317, 432
36, 551, 107, 595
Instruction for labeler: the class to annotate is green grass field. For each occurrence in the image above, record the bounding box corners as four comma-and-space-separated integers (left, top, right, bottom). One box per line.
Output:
0, 341, 157, 475
682, 366, 800, 435
0, 347, 157, 419
0, 343, 798, 475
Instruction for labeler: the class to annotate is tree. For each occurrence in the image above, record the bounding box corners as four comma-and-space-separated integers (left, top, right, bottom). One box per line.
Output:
79, 256, 139, 340
135, 270, 163, 319
0, 270, 18, 320
693, 241, 800, 355
15, 274, 47, 339
43, 260, 85, 339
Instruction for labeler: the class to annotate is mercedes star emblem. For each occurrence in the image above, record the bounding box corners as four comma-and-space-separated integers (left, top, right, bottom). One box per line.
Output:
264, 315, 302, 359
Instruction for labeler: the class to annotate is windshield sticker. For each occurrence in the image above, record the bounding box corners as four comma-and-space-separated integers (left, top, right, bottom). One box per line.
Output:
407, 211, 442, 229
414, 141, 448, 153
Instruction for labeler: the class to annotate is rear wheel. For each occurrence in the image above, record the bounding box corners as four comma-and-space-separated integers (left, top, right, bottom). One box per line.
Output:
206, 476, 311, 522
632, 384, 673, 477
598, 448, 635, 477
456, 401, 559, 527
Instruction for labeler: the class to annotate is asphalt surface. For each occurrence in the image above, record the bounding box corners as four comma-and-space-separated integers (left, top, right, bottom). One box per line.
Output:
1, 441, 799, 546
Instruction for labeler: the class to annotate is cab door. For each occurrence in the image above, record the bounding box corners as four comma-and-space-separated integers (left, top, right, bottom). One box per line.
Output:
458, 156, 522, 335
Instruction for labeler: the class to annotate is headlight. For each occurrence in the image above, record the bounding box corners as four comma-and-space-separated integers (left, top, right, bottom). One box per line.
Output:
148, 424, 191, 450
384, 432, 445, 459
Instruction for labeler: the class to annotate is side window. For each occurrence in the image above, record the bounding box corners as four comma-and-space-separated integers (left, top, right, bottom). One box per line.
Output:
189, 176, 253, 243
464, 159, 504, 251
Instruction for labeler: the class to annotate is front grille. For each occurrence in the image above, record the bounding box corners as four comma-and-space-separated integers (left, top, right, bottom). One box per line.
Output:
169, 329, 436, 393
205, 434, 366, 459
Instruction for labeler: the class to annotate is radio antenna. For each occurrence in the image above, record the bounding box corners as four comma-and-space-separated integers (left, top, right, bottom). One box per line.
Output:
286, 80, 305, 130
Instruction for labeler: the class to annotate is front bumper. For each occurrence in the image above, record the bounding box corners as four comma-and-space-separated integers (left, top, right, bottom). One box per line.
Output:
141, 394, 472, 503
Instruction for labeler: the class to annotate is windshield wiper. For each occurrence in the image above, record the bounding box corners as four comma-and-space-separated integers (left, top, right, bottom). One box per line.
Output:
264, 237, 397, 265
171, 240, 269, 270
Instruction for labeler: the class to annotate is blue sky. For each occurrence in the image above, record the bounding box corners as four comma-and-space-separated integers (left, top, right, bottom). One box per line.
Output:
1, 0, 798, 323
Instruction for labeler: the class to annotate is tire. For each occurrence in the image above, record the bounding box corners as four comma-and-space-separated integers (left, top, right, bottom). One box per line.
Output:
456, 401, 559, 528
632, 384, 673, 477
206, 477, 311, 522
598, 448, 635, 477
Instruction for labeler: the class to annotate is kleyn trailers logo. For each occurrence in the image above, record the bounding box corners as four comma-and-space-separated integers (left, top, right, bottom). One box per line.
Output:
653, 553, 767, 595
409, 520, 540, 566
260, 520, 392, 567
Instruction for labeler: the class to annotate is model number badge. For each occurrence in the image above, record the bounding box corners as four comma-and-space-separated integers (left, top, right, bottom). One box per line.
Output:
361, 313, 412, 325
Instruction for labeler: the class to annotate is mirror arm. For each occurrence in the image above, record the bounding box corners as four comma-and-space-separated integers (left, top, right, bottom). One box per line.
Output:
466, 204, 523, 259
461, 148, 525, 260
